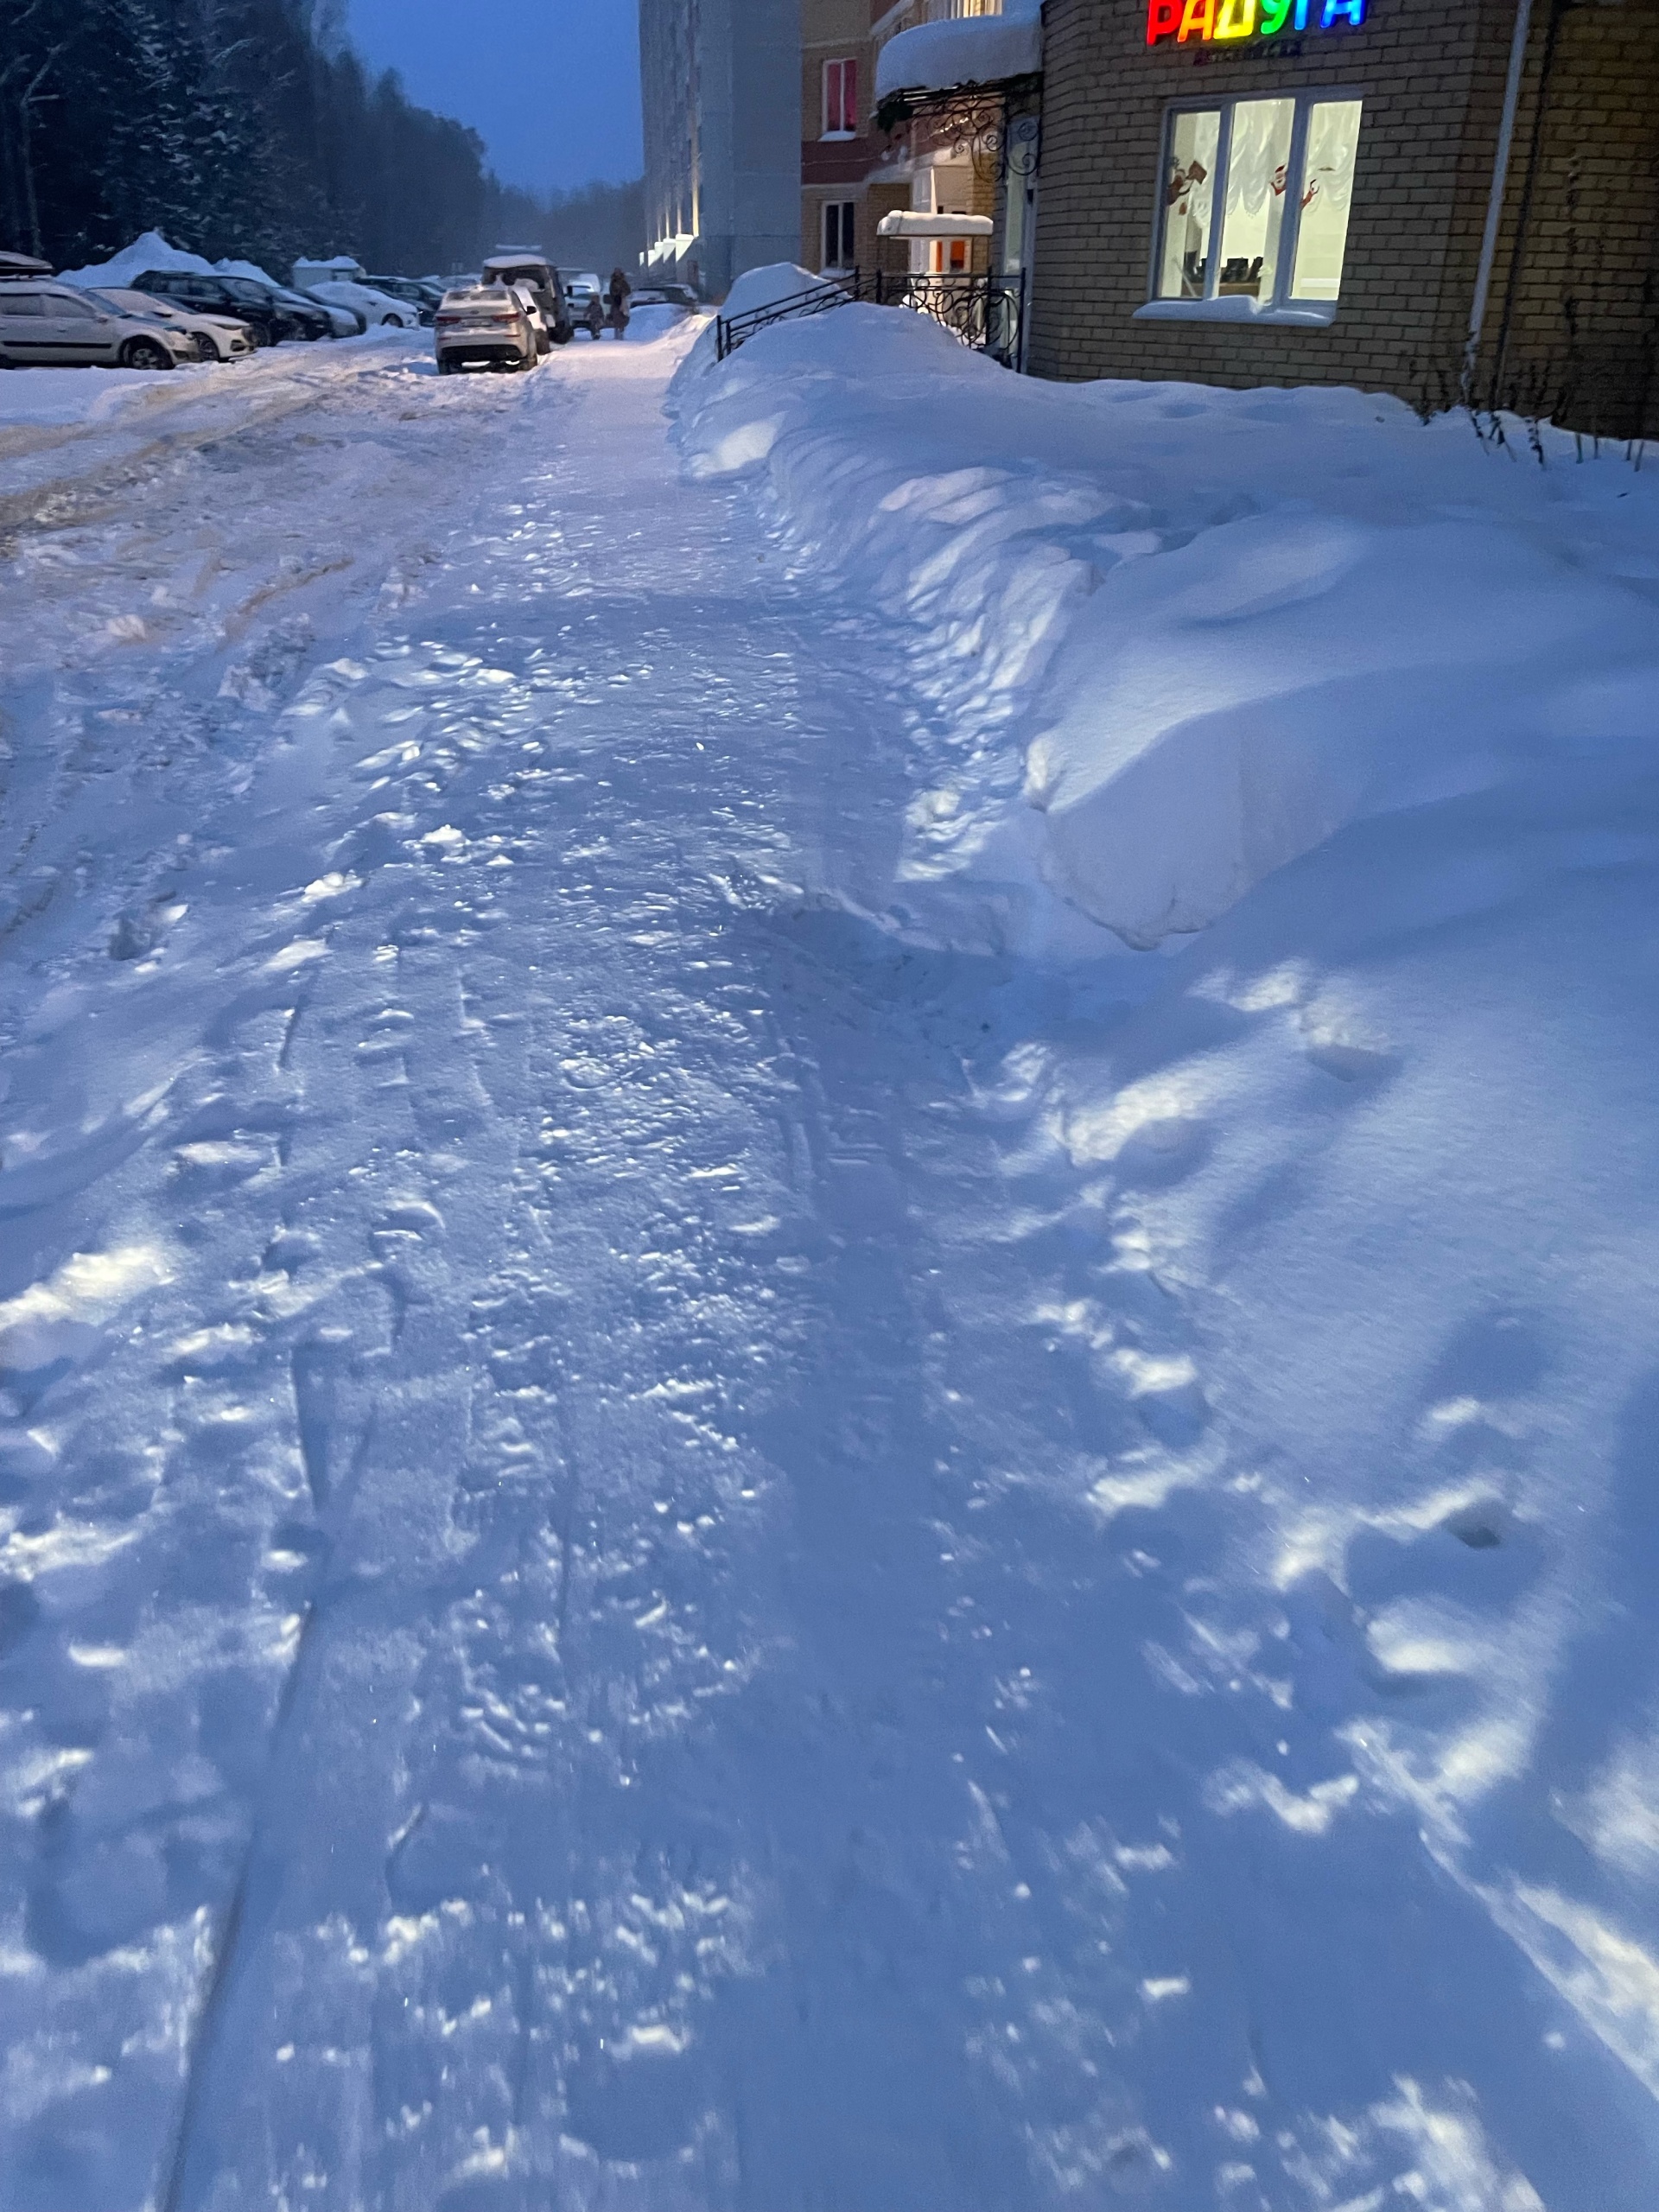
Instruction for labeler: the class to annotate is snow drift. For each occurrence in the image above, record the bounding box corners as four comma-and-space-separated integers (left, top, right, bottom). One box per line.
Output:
57, 229, 218, 288
671, 308, 1659, 950
670, 303, 1659, 2180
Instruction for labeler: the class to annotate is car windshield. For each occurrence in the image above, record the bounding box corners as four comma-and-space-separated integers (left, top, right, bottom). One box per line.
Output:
221, 278, 268, 302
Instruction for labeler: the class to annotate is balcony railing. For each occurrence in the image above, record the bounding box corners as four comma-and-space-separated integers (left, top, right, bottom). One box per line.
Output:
715, 269, 1026, 372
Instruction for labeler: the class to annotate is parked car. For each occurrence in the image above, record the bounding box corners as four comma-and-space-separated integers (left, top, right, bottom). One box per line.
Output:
302, 278, 422, 330
88, 287, 254, 362
133, 270, 331, 344
0, 279, 193, 369
363, 275, 442, 324
630, 283, 699, 312
283, 289, 359, 337
434, 284, 539, 374
480, 252, 572, 346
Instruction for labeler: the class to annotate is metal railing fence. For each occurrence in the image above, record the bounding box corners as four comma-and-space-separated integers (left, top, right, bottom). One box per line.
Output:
715, 270, 1026, 372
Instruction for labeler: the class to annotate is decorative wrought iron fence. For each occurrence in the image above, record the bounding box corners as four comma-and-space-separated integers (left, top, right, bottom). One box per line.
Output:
715, 270, 1027, 372
714, 276, 861, 360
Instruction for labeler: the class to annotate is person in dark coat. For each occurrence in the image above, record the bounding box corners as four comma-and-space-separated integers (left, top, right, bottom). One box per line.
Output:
606, 266, 632, 338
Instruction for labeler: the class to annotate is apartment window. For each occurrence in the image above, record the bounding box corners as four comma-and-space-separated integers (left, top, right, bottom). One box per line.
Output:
823, 200, 856, 268
823, 57, 858, 137
1147, 93, 1361, 322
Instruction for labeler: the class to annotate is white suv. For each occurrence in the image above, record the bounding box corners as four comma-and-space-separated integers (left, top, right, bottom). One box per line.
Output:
0, 282, 194, 370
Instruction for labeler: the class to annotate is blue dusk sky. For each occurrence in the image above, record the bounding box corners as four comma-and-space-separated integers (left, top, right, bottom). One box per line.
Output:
345, 0, 644, 197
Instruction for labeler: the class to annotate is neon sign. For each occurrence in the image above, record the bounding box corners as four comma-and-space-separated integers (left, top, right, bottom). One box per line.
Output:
1147, 0, 1365, 43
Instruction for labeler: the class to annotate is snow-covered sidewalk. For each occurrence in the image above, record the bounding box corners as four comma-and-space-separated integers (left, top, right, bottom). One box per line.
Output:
3, 311, 1658, 2209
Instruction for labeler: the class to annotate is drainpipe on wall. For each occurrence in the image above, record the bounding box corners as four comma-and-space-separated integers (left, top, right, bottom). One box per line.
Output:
1462, 0, 1535, 404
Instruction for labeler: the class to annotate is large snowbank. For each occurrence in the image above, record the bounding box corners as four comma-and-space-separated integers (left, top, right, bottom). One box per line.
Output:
677, 260, 826, 382
671, 308, 1659, 950
671, 304, 1659, 2147
57, 229, 217, 288
875, 1, 1041, 98
215, 257, 284, 289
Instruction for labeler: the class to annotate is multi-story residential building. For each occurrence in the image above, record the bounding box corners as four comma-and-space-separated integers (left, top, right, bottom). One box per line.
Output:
801, 0, 887, 274
869, 0, 1659, 435
804, 0, 1022, 277
640, 0, 803, 296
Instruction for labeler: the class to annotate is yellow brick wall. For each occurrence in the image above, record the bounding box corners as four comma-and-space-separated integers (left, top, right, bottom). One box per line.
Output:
1028, 0, 1659, 433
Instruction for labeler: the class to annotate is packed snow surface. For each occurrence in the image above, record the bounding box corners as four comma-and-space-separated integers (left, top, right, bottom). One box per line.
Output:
3, 307, 1659, 2212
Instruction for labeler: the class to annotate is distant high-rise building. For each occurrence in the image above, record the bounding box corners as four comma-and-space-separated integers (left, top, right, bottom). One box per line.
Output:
639, 0, 802, 298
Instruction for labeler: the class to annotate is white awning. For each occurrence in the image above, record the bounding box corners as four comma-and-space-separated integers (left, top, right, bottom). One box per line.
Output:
875, 212, 995, 240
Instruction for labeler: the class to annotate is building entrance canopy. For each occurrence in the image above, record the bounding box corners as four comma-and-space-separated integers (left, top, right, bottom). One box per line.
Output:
876, 212, 995, 238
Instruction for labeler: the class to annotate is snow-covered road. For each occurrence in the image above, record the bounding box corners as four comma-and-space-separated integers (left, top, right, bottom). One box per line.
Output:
3, 328, 1656, 2210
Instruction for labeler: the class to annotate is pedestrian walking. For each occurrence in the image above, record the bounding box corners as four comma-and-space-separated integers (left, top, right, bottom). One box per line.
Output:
606, 266, 632, 339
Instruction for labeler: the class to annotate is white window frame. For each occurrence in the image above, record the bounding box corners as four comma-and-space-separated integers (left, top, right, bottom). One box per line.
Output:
822, 56, 858, 139
1135, 89, 1363, 327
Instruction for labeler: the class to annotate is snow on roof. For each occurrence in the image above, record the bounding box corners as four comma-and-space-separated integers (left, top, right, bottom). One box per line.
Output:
874, 8, 1041, 99
876, 211, 995, 238
216, 259, 282, 289
56, 230, 217, 287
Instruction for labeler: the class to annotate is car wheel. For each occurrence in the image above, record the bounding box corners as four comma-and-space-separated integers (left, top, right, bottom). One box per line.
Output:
120, 337, 174, 371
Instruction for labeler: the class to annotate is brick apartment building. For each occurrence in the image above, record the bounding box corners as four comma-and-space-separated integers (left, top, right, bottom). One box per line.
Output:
1028, 0, 1659, 433
802, 0, 1013, 276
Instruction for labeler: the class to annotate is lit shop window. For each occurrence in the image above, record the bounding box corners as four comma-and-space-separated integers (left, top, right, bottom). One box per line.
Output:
823, 58, 858, 137
1154, 95, 1361, 309
823, 201, 856, 268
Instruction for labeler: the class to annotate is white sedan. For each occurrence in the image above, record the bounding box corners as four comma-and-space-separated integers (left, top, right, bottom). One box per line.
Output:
302, 280, 422, 332
89, 287, 255, 363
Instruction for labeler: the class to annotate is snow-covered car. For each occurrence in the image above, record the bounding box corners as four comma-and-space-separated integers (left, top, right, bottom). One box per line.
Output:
480, 253, 572, 347
630, 283, 699, 312
89, 287, 254, 363
281, 289, 357, 337
135, 270, 330, 344
434, 284, 538, 373
302, 279, 421, 331
363, 275, 442, 324
0, 279, 193, 370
